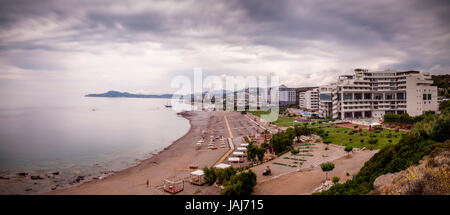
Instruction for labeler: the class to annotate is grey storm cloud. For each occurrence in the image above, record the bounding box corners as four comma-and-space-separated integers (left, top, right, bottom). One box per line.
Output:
0, 0, 449, 95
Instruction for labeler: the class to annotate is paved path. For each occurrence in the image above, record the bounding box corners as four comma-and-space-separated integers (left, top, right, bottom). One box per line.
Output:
214, 115, 235, 165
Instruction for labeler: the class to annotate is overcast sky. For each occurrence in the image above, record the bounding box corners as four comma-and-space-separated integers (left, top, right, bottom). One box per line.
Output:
0, 0, 449, 96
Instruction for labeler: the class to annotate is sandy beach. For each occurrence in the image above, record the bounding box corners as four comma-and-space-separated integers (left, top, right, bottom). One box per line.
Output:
41, 110, 378, 195
47, 111, 271, 195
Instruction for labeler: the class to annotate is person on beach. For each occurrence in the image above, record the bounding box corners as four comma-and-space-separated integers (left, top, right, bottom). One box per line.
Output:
146, 179, 149, 188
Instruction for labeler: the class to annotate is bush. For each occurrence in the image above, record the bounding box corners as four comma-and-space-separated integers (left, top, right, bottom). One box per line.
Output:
316, 110, 449, 195
222, 170, 257, 195
323, 140, 332, 144
344, 146, 353, 153
203, 166, 217, 185
368, 138, 378, 145
216, 167, 237, 185
383, 113, 426, 125
332, 176, 340, 184
354, 125, 359, 129
270, 129, 296, 155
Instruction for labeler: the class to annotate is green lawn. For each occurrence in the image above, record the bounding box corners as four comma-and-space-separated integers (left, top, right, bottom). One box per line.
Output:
247, 111, 406, 149
313, 125, 406, 149
247, 111, 302, 127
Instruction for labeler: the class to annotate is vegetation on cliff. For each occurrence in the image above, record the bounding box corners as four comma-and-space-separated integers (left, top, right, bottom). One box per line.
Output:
316, 110, 450, 195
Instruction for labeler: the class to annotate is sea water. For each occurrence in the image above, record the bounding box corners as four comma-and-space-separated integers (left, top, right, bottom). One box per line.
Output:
0, 95, 191, 193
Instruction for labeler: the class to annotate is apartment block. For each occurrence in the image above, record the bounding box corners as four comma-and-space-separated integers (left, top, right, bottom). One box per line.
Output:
318, 69, 438, 119
277, 85, 297, 106
299, 88, 319, 110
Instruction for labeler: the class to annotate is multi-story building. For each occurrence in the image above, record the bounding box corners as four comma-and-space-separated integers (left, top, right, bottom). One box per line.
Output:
318, 69, 438, 119
299, 88, 319, 110
271, 85, 297, 106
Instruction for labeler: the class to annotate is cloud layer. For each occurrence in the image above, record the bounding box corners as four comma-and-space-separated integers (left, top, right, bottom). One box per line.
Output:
0, 0, 449, 95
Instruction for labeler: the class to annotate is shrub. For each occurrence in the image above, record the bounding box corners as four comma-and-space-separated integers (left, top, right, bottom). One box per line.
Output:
332, 176, 340, 184
222, 170, 257, 195
368, 138, 378, 145
354, 125, 359, 129
216, 167, 237, 185
344, 146, 353, 153
360, 139, 364, 143
203, 166, 217, 185
316, 110, 449, 195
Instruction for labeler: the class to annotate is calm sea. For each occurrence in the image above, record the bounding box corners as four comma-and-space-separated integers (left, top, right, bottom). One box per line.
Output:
0, 95, 192, 193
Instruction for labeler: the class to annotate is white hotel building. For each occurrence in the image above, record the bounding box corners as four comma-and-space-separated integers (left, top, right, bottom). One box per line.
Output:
299, 88, 319, 111
318, 69, 438, 120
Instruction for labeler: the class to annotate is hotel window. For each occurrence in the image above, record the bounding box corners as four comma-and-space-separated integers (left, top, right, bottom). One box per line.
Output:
428, 94, 431, 100
385, 93, 393, 100
374, 93, 382, 100
343, 93, 353, 100
396, 93, 404, 100
423, 94, 427, 100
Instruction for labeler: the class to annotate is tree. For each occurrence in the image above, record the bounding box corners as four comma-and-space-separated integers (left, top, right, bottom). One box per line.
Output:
246, 142, 258, 162
203, 166, 217, 185
344, 146, 353, 156
256, 147, 265, 162
439, 100, 450, 111
222, 170, 257, 195
216, 167, 237, 185
294, 124, 312, 142
320, 162, 335, 180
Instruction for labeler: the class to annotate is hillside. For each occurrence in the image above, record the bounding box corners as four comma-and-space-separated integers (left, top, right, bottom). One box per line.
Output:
432, 74, 450, 98
85, 91, 176, 98
316, 110, 450, 195
372, 147, 450, 195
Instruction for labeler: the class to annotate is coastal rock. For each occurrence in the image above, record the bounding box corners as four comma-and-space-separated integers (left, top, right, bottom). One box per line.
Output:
52, 171, 60, 175
17, 172, 28, 176
75, 176, 85, 183
313, 180, 334, 193
0, 176, 10, 180
30, 175, 44, 180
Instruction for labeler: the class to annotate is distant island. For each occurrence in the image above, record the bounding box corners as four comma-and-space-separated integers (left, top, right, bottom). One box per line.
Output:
85, 91, 177, 98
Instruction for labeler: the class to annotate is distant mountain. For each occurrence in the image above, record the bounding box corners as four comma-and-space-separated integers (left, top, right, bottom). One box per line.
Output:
85, 91, 177, 98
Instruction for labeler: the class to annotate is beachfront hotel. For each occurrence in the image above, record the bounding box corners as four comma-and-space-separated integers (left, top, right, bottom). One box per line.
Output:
299, 88, 319, 111
318, 69, 439, 120
276, 85, 297, 106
